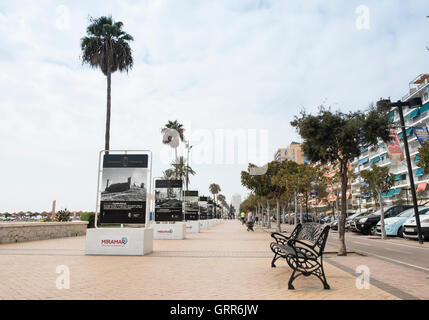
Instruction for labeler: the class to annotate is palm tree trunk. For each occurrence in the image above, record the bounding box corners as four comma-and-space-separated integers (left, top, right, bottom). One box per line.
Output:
338, 162, 348, 256
276, 198, 281, 232
105, 70, 112, 153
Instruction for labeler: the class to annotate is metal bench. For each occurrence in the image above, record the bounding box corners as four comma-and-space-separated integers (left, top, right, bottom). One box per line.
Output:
270, 223, 331, 290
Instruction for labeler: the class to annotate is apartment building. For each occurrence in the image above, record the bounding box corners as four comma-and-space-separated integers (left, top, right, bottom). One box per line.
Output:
351, 74, 429, 210
274, 142, 308, 164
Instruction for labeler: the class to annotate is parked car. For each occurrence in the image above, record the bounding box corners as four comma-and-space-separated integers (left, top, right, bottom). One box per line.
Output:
349, 212, 372, 232
376, 207, 429, 238
402, 213, 429, 240
355, 205, 412, 235
344, 212, 366, 230
330, 219, 338, 230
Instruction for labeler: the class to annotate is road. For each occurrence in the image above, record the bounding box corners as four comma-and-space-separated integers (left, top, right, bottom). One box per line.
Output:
327, 230, 429, 273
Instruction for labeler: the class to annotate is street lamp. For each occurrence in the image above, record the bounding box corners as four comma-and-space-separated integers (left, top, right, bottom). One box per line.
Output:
377, 97, 424, 244
185, 141, 193, 192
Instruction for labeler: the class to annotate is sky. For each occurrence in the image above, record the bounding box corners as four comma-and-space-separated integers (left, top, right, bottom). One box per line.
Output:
1, 0, 429, 212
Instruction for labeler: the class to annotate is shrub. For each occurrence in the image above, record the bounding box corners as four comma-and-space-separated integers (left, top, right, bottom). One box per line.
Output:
40, 217, 52, 222
55, 209, 71, 222
80, 212, 95, 228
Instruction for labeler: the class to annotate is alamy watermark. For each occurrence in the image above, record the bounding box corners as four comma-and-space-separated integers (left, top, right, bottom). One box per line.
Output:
355, 5, 370, 30
355, 265, 370, 289
56, 265, 70, 290
160, 127, 269, 173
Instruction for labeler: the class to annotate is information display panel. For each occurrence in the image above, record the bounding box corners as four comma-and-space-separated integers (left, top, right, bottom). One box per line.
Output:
99, 154, 148, 224
155, 180, 183, 221
198, 196, 208, 220
183, 190, 199, 220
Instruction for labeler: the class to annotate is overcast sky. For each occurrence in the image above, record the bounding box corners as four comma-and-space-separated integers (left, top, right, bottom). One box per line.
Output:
1, 0, 429, 212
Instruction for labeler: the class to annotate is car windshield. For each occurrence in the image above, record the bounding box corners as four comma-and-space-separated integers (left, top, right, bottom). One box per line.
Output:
398, 207, 429, 217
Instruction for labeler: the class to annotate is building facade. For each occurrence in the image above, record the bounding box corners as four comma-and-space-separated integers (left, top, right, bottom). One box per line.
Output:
350, 74, 429, 210
274, 142, 307, 164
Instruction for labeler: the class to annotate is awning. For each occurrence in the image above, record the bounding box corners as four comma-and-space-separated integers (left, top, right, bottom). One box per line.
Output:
420, 102, 429, 114
406, 128, 413, 136
416, 168, 425, 176
414, 155, 420, 163
369, 156, 380, 164
326, 171, 336, 178
393, 188, 402, 195
398, 132, 403, 139
417, 182, 428, 192
388, 111, 394, 120
328, 196, 337, 202
394, 173, 406, 181
409, 109, 420, 120
382, 189, 395, 198
362, 193, 371, 199
359, 157, 369, 165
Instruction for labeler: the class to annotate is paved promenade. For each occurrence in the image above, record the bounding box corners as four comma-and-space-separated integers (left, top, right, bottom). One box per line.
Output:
0, 220, 398, 300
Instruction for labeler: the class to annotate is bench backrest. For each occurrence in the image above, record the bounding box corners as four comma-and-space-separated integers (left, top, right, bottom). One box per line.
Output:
296, 223, 330, 254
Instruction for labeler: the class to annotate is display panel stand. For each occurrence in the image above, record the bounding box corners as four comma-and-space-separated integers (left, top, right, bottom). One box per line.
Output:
85, 150, 154, 256
151, 222, 186, 239
199, 220, 209, 230
85, 228, 153, 256
185, 220, 200, 233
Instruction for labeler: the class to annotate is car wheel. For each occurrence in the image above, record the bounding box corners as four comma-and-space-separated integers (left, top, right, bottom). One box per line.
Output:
397, 227, 404, 238
370, 225, 377, 236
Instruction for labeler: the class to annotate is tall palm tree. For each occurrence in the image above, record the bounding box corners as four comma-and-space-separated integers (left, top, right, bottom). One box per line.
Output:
81, 16, 134, 152
171, 156, 196, 185
209, 183, 221, 216
161, 120, 185, 160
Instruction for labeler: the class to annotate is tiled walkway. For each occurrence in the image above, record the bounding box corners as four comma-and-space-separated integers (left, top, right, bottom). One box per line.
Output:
0, 220, 397, 300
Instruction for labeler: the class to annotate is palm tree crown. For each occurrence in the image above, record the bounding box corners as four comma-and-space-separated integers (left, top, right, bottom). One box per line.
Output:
81, 16, 134, 75
171, 156, 196, 185
161, 120, 185, 143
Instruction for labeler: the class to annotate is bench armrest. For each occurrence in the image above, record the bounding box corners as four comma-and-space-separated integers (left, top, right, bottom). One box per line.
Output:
271, 232, 290, 245
287, 239, 319, 260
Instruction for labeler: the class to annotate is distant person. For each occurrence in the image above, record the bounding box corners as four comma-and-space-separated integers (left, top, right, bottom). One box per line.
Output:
240, 211, 246, 224
247, 210, 253, 222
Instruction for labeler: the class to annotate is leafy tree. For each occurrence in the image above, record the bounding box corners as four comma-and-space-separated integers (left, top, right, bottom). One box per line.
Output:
271, 160, 299, 231
291, 106, 391, 255
417, 141, 429, 172
360, 164, 394, 239
81, 16, 134, 152
162, 120, 185, 160
241, 164, 273, 228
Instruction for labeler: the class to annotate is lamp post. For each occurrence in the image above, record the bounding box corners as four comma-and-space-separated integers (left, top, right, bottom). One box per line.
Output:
185, 141, 193, 192
378, 97, 424, 244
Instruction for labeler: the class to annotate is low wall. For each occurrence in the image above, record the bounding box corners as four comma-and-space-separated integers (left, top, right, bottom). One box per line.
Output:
0, 221, 89, 244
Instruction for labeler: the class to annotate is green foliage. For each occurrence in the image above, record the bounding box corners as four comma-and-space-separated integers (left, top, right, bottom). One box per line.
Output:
171, 156, 195, 183
360, 164, 394, 200
291, 106, 392, 166
80, 212, 95, 228
40, 217, 52, 222
54, 209, 71, 222
417, 141, 429, 173
161, 120, 185, 142
81, 16, 134, 76
209, 183, 221, 196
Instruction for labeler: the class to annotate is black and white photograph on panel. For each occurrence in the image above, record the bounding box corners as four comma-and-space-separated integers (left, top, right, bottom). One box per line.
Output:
155, 179, 183, 221
100, 154, 149, 224
184, 190, 199, 220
